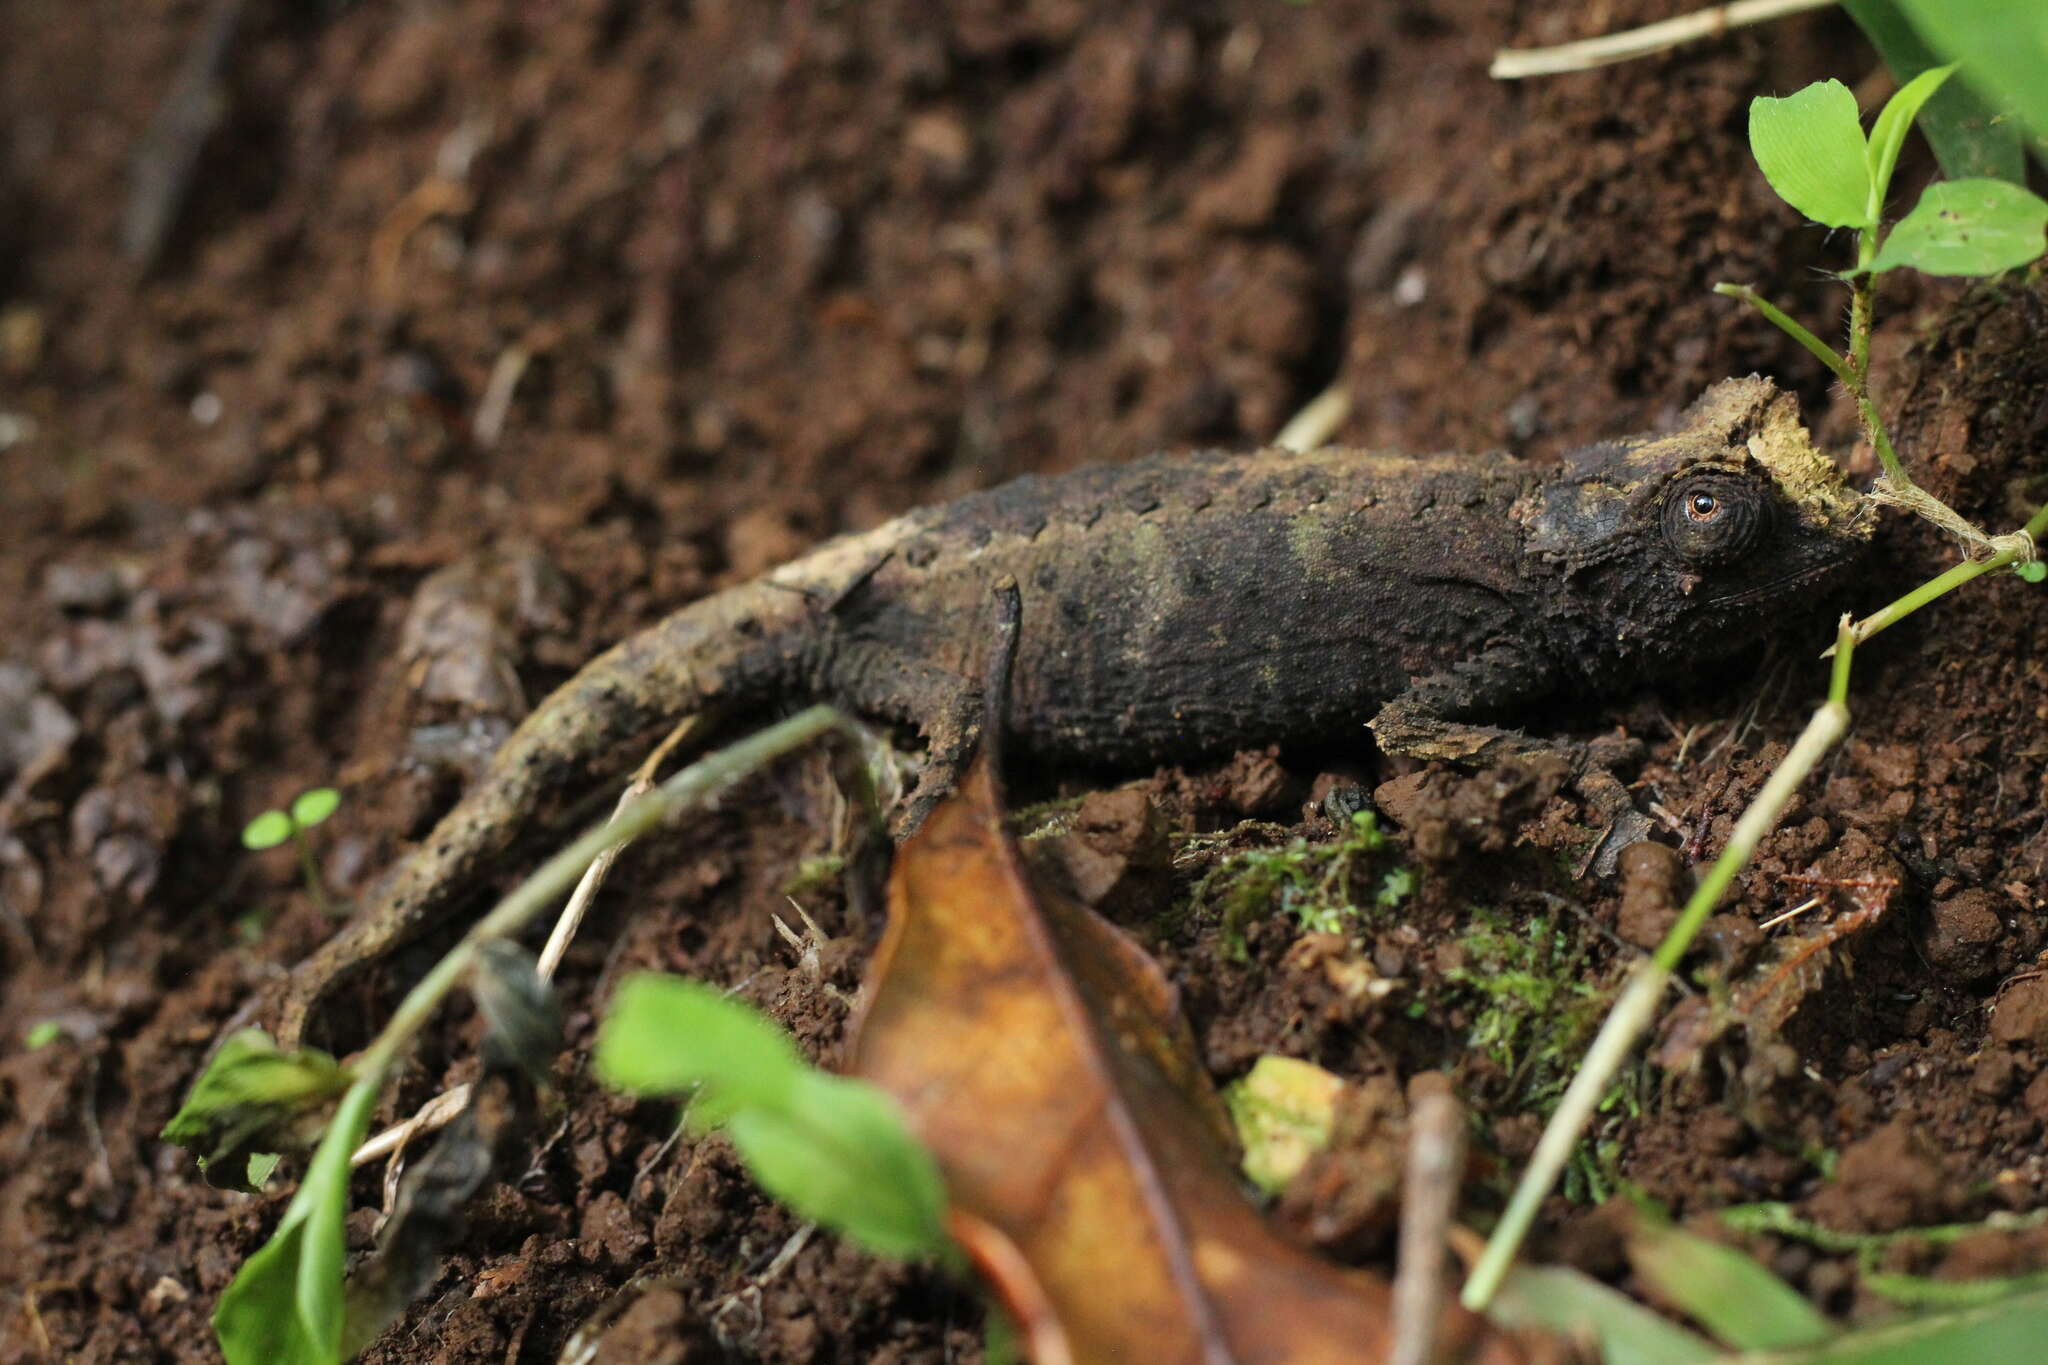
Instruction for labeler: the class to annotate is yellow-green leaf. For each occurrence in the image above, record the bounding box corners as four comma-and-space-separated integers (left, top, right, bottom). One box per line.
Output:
290, 788, 341, 828
1222, 1055, 1346, 1195
1751, 80, 1874, 229
1866, 64, 1955, 213
1627, 1215, 1834, 1350
1869, 178, 2048, 276
213, 1079, 381, 1365
242, 810, 294, 850
1487, 1263, 1718, 1365
595, 974, 951, 1260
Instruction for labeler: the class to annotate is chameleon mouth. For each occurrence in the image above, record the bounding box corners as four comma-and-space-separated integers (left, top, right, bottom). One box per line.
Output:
1709, 554, 1860, 608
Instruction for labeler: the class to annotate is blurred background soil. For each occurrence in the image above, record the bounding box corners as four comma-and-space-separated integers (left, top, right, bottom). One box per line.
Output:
4, 1, 2047, 1360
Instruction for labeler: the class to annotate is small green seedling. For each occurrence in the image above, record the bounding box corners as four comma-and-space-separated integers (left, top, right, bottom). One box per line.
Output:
161, 1028, 351, 1192
191, 708, 855, 1365
595, 972, 953, 1261
1723, 68, 2048, 503
23, 1019, 62, 1050
242, 787, 342, 915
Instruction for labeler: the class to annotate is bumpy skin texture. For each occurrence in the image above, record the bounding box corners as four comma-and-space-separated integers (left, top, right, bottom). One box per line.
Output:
275, 377, 1867, 1044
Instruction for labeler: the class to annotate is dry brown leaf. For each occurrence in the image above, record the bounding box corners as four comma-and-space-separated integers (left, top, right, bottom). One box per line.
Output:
850, 756, 1531, 1365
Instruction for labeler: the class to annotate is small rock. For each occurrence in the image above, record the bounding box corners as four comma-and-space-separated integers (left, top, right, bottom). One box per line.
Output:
1032, 785, 1170, 914
1972, 1046, 2022, 1100
0, 664, 78, 800
69, 773, 182, 904
583, 1284, 718, 1365
0, 834, 43, 920
1923, 889, 2006, 983
1697, 912, 1763, 975
1993, 974, 2048, 1049
578, 1190, 650, 1265
1214, 745, 1293, 816
1616, 841, 1684, 950
1373, 754, 1568, 864
1273, 1072, 1407, 1258
43, 560, 138, 613
1808, 1120, 1956, 1232
2023, 1069, 2048, 1128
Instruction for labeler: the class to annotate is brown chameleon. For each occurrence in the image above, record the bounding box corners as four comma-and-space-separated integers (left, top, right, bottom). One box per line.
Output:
275, 376, 1867, 1043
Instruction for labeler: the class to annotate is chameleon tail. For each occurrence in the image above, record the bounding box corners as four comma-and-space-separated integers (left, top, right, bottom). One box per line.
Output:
272, 579, 816, 1047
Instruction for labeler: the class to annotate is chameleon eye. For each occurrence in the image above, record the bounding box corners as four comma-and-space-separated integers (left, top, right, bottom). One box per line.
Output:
1663, 474, 1769, 566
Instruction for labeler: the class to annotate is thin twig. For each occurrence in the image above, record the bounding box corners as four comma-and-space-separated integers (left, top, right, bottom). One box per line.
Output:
1274, 381, 1353, 453
1391, 1074, 1466, 1365
537, 716, 701, 981
473, 344, 533, 449
1758, 895, 1824, 932
353, 715, 707, 1168
331, 707, 851, 1175
352, 1082, 471, 1172
121, 0, 250, 264
1828, 500, 2048, 653
1490, 0, 1836, 80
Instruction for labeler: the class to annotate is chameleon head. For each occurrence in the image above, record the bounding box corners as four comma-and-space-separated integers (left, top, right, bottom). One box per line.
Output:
1522, 376, 1872, 674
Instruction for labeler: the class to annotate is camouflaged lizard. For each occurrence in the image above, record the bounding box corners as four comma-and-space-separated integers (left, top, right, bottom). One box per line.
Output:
275, 376, 1868, 1044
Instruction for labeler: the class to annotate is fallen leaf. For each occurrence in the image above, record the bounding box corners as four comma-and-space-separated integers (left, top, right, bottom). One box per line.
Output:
1224, 1055, 1348, 1196
850, 756, 1532, 1364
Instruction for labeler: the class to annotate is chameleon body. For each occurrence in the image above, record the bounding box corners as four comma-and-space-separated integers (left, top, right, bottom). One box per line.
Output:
277, 377, 1867, 1043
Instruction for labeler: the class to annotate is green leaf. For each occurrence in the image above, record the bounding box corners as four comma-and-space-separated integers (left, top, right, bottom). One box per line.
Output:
729, 1076, 951, 1258
1485, 1263, 1719, 1365
2018, 561, 2047, 584
1869, 177, 2048, 276
1884, 1, 2048, 172
1844, 3, 2029, 182
1627, 1216, 1834, 1350
213, 1079, 381, 1365
1751, 80, 1875, 229
1866, 64, 1955, 212
290, 788, 341, 829
1862, 1266, 2048, 1310
24, 1019, 62, 1049
1752, 1285, 2048, 1363
595, 974, 951, 1259
595, 973, 802, 1111
242, 810, 294, 850
162, 1029, 352, 1191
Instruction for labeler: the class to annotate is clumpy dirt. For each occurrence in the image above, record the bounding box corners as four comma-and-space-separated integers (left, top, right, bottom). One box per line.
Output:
4, 0, 2047, 1360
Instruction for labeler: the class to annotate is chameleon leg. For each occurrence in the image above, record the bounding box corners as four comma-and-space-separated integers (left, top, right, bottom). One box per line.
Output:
1369, 647, 1656, 876
816, 631, 997, 837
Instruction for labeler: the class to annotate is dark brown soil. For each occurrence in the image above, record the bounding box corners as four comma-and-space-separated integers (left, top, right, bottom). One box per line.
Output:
4, 1, 2046, 1360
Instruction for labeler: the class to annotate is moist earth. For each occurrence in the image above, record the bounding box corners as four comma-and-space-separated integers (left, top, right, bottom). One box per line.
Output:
3, 1, 2046, 1361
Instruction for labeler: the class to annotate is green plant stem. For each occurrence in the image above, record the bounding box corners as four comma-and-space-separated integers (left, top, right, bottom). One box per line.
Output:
1848, 231, 1876, 392
1834, 499, 2048, 649
1840, 233, 1913, 489
1713, 283, 1854, 387
211, 706, 858, 1363
1855, 395, 1909, 488
290, 827, 330, 917
1714, 281, 1911, 487
352, 704, 853, 1085
1463, 619, 1856, 1313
